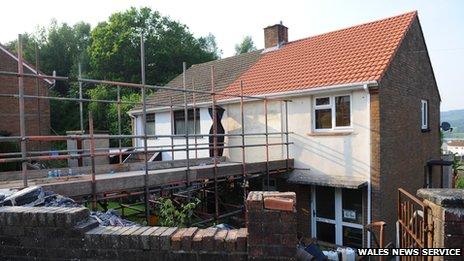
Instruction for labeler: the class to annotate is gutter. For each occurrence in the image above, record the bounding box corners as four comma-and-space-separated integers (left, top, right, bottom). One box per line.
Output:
364, 83, 372, 248
128, 80, 379, 116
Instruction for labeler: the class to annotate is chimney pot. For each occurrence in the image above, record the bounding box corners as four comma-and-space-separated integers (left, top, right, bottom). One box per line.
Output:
264, 23, 288, 49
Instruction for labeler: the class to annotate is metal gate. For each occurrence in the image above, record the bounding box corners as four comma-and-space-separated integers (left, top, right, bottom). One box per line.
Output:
397, 188, 433, 260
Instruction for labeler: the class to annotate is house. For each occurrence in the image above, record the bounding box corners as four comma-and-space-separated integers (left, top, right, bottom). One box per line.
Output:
443, 140, 464, 157
0, 44, 52, 151
129, 11, 441, 247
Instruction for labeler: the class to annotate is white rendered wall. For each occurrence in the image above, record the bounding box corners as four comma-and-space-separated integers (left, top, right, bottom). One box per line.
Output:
134, 107, 212, 160
223, 89, 371, 180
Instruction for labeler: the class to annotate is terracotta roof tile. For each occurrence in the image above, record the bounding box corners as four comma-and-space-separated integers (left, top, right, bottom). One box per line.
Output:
223, 11, 417, 97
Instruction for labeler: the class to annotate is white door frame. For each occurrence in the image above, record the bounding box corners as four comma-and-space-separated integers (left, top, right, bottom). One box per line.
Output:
311, 186, 364, 246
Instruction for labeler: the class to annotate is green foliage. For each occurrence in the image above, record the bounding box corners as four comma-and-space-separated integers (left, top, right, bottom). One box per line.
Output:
234, 36, 257, 55
456, 176, 464, 189
0, 131, 20, 171
108, 92, 141, 146
89, 7, 220, 84
3, 7, 220, 140
452, 153, 464, 175
157, 197, 200, 227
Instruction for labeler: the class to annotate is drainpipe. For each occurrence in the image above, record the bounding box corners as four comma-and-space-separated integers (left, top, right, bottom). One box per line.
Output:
364, 83, 372, 248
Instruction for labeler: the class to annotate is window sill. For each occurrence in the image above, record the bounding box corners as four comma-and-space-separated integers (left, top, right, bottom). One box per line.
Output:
306, 131, 355, 137
421, 128, 431, 133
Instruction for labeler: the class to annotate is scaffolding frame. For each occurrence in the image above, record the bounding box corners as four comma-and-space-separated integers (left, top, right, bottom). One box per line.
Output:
0, 34, 293, 225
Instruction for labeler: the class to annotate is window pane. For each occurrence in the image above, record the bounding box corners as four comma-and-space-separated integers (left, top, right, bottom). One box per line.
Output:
316, 186, 335, 219
174, 109, 201, 134
175, 120, 186, 135
315, 109, 332, 129
342, 188, 363, 224
317, 222, 336, 244
421, 100, 428, 129
316, 97, 330, 106
335, 95, 350, 127
343, 226, 363, 248
146, 122, 156, 135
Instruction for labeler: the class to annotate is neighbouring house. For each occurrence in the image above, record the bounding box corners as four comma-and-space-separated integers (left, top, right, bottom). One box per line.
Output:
443, 140, 464, 157
0, 44, 52, 151
129, 11, 441, 247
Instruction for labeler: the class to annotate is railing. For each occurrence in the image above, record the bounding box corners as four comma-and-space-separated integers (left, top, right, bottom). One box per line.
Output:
397, 188, 433, 261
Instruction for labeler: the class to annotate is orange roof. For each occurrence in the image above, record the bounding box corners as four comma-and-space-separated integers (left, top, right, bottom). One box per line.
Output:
224, 11, 417, 97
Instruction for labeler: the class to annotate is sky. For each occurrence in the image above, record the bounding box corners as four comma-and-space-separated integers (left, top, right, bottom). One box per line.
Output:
1, 0, 463, 111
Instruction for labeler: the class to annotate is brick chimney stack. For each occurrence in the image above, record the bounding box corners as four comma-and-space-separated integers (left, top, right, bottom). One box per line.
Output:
264, 21, 288, 48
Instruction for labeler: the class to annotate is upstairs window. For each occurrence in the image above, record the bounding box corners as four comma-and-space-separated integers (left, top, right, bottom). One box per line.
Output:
146, 114, 156, 135
174, 109, 201, 135
421, 100, 428, 130
314, 95, 351, 130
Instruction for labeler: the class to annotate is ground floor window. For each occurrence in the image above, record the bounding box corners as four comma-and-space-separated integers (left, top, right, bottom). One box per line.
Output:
174, 109, 200, 135
311, 186, 364, 248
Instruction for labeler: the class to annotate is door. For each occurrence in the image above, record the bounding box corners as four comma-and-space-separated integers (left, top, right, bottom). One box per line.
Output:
311, 186, 364, 248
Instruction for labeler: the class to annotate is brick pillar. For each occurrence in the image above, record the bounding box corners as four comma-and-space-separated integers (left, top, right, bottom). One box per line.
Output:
246, 191, 297, 260
417, 189, 464, 260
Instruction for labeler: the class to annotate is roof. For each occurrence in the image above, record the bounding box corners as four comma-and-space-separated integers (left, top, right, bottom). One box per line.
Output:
0, 44, 53, 85
283, 169, 368, 189
224, 11, 417, 96
134, 11, 419, 113
141, 50, 263, 110
448, 140, 464, 147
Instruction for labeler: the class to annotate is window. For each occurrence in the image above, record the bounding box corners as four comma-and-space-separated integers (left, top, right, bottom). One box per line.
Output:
421, 100, 428, 130
314, 95, 351, 130
174, 109, 200, 135
146, 114, 156, 135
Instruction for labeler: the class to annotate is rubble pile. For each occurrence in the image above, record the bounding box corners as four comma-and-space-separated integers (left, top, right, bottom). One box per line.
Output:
0, 186, 137, 227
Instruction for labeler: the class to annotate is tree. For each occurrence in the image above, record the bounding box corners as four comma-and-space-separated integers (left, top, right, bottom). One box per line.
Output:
3, 7, 221, 138
89, 7, 219, 84
234, 36, 257, 55
86, 7, 220, 133
6, 21, 92, 135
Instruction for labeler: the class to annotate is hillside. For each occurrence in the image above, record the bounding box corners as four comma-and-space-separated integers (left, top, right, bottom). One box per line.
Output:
441, 109, 464, 138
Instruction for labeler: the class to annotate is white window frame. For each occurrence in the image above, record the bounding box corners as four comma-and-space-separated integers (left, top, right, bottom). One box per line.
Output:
145, 114, 156, 136
310, 186, 364, 247
421, 99, 428, 130
312, 94, 353, 132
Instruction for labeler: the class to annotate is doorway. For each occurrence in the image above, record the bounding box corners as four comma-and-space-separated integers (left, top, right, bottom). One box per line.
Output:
311, 186, 364, 248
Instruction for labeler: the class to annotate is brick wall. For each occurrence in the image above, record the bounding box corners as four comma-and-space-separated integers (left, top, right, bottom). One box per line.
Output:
247, 191, 297, 260
0, 191, 297, 260
0, 49, 51, 151
371, 15, 441, 243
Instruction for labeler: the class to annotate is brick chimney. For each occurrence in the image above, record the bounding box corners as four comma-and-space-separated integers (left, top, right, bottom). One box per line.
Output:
264, 22, 288, 48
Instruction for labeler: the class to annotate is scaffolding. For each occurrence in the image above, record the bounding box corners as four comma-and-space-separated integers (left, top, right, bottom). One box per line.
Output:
0, 34, 293, 225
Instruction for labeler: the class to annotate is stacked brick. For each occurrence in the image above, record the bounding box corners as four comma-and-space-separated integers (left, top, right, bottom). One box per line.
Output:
246, 191, 297, 260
